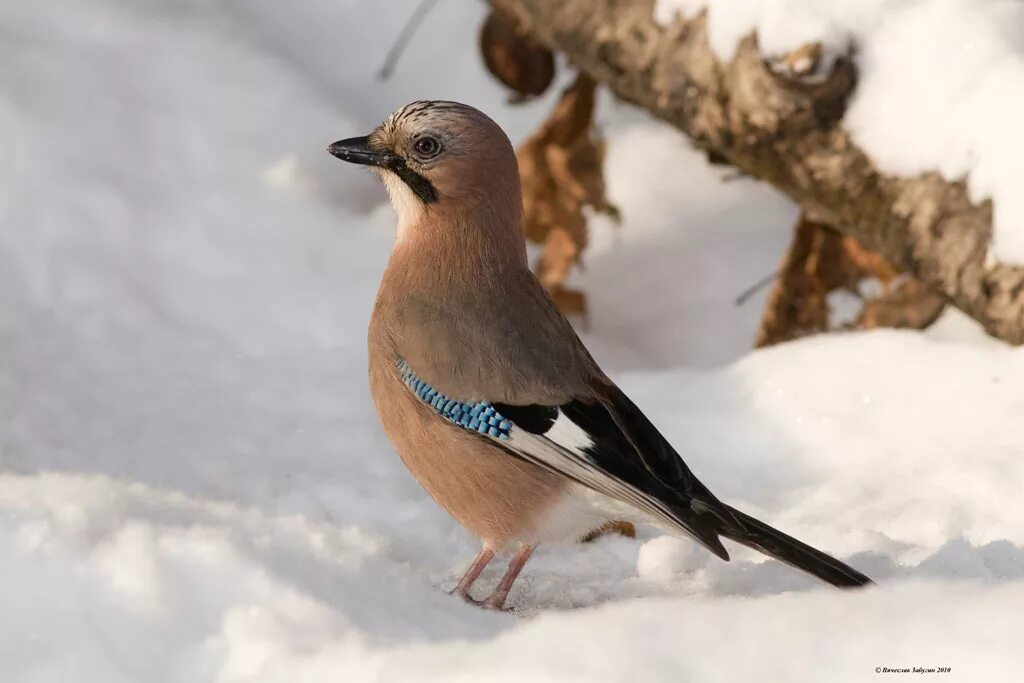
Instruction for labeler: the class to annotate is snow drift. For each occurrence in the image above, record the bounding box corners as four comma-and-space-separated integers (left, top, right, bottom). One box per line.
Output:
656, 0, 1024, 264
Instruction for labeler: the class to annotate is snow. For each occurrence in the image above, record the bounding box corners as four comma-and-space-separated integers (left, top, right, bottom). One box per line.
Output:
655, 0, 1024, 265
1, 0, 1021, 681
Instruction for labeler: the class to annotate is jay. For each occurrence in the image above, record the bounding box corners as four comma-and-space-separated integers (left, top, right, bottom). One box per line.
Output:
328, 101, 871, 610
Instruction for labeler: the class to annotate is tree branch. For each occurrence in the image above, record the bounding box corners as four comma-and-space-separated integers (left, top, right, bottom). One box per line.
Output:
493, 0, 1024, 343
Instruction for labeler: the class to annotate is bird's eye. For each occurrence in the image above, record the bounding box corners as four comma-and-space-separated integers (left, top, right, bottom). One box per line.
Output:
413, 136, 441, 158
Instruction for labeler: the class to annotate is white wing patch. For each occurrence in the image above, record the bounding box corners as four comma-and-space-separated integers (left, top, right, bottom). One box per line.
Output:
544, 409, 594, 458
504, 425, 688, 539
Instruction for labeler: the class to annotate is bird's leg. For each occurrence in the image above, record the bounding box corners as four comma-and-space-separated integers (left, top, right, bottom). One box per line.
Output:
451, 547, 495, 602
481, 544, 535, 610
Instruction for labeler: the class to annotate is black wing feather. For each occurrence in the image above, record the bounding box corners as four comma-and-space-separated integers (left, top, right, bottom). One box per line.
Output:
500, 392, 733, 559
492, 403, 557, 434
498, 387, 871, 587
563, 392, 734, 558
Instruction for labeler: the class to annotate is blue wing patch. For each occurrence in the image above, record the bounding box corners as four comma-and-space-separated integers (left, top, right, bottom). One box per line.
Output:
396, 359, 513, 440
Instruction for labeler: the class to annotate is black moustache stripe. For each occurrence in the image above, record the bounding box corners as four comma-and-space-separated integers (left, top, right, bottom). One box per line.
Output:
386, 157, 438, 204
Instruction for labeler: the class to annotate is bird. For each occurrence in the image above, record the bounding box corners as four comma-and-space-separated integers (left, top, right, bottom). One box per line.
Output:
328, 100, 871, 610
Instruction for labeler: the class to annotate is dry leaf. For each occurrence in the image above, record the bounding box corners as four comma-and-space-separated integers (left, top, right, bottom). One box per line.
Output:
581, 520, 637, 543
756, 215, 835, 346
517, 73, 620, 319
756, 213, 945, 346
858, 278, 945, 330
479, 9, 555, 103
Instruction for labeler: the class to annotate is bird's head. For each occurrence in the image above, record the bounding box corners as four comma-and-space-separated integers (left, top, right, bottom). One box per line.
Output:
328, 101, 521, 233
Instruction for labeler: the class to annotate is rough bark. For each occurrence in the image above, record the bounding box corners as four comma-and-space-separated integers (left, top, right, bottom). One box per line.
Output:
493, 0, 1024, 344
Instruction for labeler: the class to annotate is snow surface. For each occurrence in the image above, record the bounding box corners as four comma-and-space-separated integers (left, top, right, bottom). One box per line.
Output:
655, 0, 1024, 265
2, 0, 1022, 681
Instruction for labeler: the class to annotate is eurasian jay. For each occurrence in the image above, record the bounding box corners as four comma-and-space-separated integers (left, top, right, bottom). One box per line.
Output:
328, 101, 871, 610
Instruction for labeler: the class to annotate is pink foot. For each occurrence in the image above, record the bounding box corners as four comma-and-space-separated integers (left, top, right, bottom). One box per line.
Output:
478, 544, 534, 611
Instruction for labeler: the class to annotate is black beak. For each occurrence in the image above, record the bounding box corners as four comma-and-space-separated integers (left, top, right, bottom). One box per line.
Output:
327, 136, 394, 167
327, 134, 440, 205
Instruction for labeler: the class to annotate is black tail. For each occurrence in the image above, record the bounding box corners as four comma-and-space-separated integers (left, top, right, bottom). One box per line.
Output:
717, 506, 872, 588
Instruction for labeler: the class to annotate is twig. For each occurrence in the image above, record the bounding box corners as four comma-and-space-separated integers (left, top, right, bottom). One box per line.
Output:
734, 270, 779, 306
377, 0, 443, 80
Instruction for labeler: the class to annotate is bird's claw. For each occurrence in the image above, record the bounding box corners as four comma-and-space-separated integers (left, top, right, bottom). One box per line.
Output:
451, 589, 509, 611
